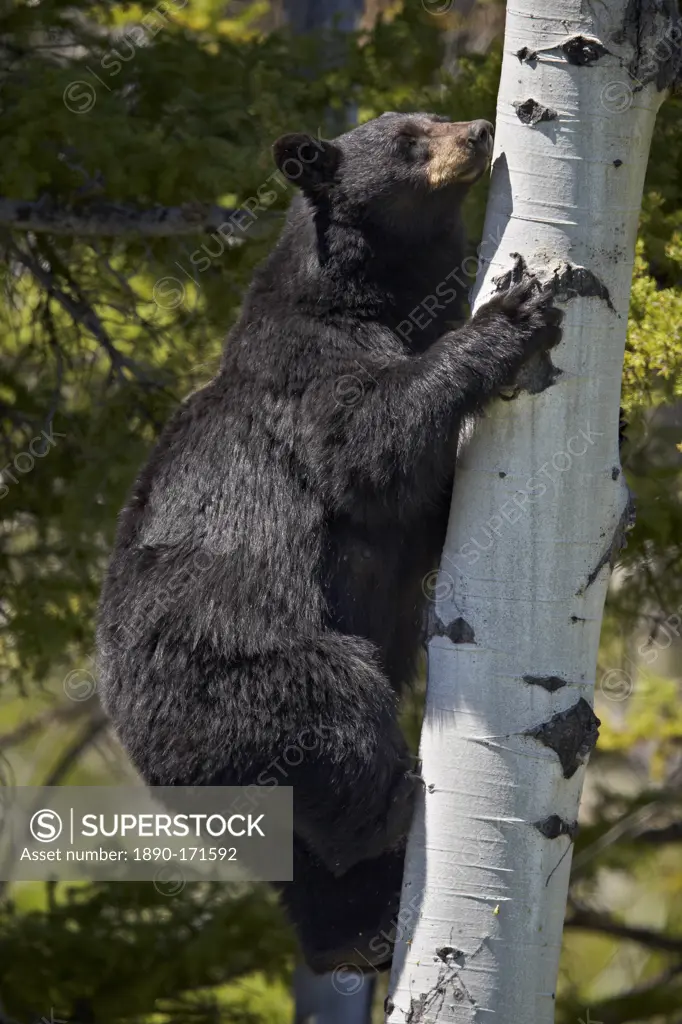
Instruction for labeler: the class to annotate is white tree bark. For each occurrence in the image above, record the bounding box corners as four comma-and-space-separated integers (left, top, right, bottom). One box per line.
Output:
387, 3, 680, 1022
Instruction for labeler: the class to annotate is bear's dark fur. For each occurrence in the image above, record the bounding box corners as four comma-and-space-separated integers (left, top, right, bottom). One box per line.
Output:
97, 112, 562, 973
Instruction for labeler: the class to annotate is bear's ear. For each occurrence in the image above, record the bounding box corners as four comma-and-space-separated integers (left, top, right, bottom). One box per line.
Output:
272, 132, 341, 191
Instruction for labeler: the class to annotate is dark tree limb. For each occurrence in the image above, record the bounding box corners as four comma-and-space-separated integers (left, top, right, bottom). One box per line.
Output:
0, 703, 90, 750
635, 822, 682, 845
0, 197, 277, 239
8, 241, 155, 384
41, 712, 109, 788
566, 906, 682, 954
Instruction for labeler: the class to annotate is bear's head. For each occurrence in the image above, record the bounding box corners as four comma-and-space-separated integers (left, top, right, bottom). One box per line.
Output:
272, 112, 493, 238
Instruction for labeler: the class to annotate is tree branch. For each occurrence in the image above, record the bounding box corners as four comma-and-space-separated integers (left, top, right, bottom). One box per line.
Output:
41, 712, 109, 787
566, 907, 682, 954
635, 823, 682, 845
9, 241, 155, 383
0, 703, 90, 750
578, 962, 682, 1024
0, 197, 279, 239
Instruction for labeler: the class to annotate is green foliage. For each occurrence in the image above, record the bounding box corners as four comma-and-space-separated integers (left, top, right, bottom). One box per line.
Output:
0, 0, 504, 688
0, 881, 294, 1021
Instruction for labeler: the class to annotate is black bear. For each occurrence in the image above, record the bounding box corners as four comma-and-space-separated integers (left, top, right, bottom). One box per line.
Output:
97, 112, 562, 973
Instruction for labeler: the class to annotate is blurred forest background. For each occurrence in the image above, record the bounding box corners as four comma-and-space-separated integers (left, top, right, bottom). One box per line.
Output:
0, 0, 681, 1020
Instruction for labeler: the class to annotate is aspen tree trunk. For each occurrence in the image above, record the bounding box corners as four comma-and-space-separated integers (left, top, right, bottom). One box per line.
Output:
387, 3, 680, 1022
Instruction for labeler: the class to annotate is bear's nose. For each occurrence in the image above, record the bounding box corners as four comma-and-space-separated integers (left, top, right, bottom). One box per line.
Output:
468, 119, 494, 154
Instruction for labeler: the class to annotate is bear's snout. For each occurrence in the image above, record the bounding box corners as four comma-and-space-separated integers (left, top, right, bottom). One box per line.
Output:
467, 119, 494, 157
426, 118, 494, 188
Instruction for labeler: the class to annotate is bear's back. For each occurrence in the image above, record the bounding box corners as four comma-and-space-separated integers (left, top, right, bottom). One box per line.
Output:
98, 375, 327, 664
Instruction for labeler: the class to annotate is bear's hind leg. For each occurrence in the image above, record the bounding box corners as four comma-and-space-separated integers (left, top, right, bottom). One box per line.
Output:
279, 631, 419, 877
276, 837, 406, 973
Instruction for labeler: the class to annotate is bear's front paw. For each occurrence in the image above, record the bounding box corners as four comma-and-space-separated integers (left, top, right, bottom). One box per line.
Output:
476, 275, 563, 361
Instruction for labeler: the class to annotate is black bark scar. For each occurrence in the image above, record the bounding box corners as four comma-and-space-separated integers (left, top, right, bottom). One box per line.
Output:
562, 35, 610, 65
580, 492, 636, 592
523, 675, 569, 692
406, 964, 475, 1021
528, 698, 601, 778
516, 46, 538, 64
513, 98, 558, 125
435, 946, 465, 965
611, 0, 682, 91
552, 263, 616, 312
535, 814, 579, 839
516, 35, 610, 68
428, 609, 476, 644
